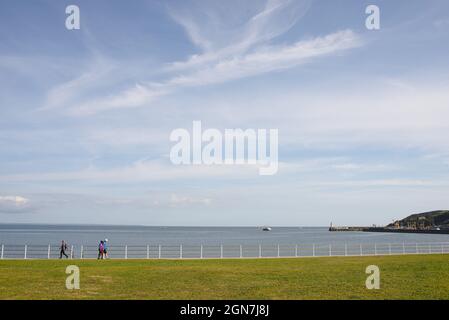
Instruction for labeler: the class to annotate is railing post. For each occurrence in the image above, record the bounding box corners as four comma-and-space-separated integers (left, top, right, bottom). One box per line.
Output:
403, 242, 405, 254
345, 243, 347, 256
147, 245, 150, 259
240, 245, 242, 258
48, 244, 51, 259
80, 245, 83, 259
389, 243, 392, 255
329, 244, 332, 257
220, 244, 223, 259
360, 244, 363, 256
312, 244, 315, 257
295, 245, 298, 257
416, 243, 418, 254
429, 243, 432, 254
442, 243, 444, 254
1, 244, 3, 259
125, 245, 128, 259
24, 245, 27, 259
259, 244, 262, 258
70, 245, 73, 259
374, 243, 377, 255
180, 245, 183, 259
158, 245, 161, 259
277, 244, 280, 258
200, 245, 203, 259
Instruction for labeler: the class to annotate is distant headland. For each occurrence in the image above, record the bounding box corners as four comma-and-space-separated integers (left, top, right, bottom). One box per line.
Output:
329, 210, 449, 234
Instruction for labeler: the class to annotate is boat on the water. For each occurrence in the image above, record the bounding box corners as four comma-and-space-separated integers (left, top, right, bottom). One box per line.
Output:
262, 227, 272, 231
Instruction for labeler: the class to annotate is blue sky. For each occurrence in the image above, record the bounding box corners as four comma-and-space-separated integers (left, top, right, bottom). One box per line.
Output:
1, 0, 449, 226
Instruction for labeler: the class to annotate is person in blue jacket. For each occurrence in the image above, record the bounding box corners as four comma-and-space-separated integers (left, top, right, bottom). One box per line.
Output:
103, 238, 109, 259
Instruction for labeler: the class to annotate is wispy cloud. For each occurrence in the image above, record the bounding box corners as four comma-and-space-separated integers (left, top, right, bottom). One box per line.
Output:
167, 30, 361, 86
0, 159, 260, 184
167, 0, 313, 69
41, 58, 117, 111
169, 194, 212, 207
69, 29, 361, 115
34, 0, 362, 116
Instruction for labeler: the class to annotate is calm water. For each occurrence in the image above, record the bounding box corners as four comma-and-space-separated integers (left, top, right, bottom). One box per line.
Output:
1, 224, 449, 246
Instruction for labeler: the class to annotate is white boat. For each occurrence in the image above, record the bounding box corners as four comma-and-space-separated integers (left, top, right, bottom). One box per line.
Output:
262, 227, 272, 231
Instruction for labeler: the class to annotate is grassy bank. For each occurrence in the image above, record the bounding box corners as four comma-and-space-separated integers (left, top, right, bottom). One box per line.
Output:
1, 254, 449, 299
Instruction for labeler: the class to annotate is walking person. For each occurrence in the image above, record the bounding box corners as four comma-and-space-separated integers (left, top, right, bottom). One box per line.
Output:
98, 240, 104, 260
103, 239, 109, 259
59, 240, 68, 259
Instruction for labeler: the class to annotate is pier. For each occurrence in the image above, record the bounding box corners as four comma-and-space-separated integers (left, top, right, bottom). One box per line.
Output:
328, 226, 366, 232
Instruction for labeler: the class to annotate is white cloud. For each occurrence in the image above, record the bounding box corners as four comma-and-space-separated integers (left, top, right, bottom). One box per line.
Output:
0, 195, 35, 214
179, 79, 449, 151
0, 195, 29, 205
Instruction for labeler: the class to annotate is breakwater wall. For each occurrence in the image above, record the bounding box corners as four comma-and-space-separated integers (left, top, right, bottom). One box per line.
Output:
364, 227, 449, 234
329, 226, 449, 234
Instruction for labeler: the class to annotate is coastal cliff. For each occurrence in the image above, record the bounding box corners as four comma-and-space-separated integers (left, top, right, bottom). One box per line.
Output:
330, 210, 449, 234
388, 210, 449, 229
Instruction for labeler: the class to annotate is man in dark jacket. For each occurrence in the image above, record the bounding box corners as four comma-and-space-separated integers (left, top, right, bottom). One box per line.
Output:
60, 240, 68, 259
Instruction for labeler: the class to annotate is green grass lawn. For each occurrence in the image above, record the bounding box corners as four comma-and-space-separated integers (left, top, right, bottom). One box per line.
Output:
1, 254, 449, 300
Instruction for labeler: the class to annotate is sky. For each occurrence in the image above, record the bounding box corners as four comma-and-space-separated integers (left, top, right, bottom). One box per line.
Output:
1, 0, 449, 226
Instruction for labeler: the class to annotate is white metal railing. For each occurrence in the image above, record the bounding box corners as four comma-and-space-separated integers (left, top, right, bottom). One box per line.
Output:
1, 242, 449, 260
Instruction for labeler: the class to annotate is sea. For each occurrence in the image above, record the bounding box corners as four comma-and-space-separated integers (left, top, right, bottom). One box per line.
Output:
1, 224, 449, 246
